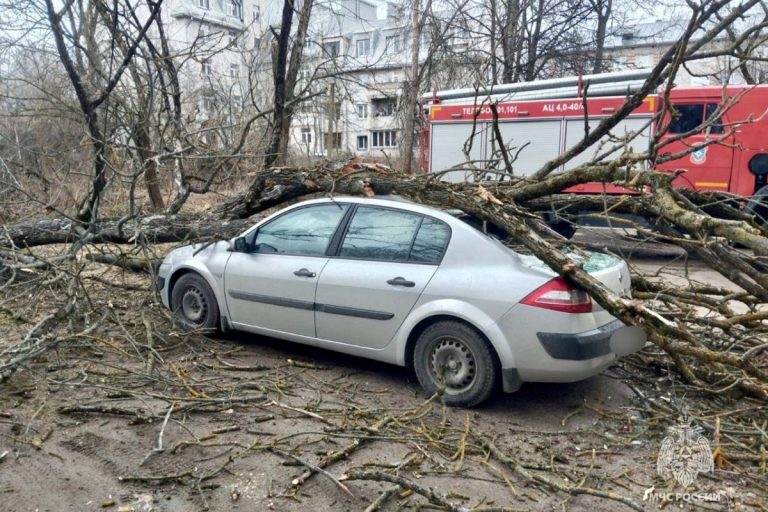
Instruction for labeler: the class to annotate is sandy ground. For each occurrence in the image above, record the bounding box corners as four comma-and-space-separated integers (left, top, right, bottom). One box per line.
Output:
0, 248, 763, 512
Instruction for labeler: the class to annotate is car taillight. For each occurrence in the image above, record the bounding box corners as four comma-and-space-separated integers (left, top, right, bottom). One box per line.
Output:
521, 277, 592, 314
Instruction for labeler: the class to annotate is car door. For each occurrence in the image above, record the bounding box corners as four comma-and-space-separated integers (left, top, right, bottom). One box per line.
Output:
224, 203, 350, 337
315, 206, 451, 349
657, 102, 735, 192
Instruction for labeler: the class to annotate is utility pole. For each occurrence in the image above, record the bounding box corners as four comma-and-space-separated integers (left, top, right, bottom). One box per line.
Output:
327, 82, 335, 160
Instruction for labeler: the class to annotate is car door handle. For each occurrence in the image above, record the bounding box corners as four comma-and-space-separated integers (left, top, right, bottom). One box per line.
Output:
387, 277, 415, 288
293, 268, 316, 278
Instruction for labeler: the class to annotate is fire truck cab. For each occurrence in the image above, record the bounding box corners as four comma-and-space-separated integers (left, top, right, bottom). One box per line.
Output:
656, 86, 768, 198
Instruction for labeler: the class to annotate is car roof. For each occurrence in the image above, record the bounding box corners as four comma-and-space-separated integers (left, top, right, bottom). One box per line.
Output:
296, 195, 462, 224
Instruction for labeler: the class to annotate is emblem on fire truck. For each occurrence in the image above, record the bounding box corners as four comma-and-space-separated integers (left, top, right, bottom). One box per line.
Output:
690, 147, 707, 164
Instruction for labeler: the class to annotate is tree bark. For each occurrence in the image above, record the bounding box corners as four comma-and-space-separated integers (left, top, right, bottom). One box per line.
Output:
591, 0, 611, 75
501, 0, 520, 83
265, 0, 314, 168
399, 0, 425, 174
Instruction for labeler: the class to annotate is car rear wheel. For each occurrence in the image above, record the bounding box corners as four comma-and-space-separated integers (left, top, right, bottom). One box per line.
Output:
171, 273, 220, 334
413, 321, 498, 407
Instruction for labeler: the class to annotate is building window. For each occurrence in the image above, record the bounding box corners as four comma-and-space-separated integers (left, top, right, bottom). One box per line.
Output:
252, 4, 260, 21
356, 38, 370, 57
323, 132, 342, 149
198, 23, 209, 40
635, 54, 653, 68
226, 0, 241, 18
230, 63, 240, 78
372, 98, 396, 117
323, 41, 340, 57
357, 135, 368, 150
253, 36, 261, 48
420, 31, 431, 49
229, 31, 239, 48
372, 130, 397, 148
301, 128, 312, 144
385, 35, 401, 53
198, 0, 210, 10
356, 103, 368, 119
201, 61, 213, 76
453, 26, 470, 40
202, 96, 215, 112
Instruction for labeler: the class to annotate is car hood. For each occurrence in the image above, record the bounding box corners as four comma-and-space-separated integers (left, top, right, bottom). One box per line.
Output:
163, 241, 231, 265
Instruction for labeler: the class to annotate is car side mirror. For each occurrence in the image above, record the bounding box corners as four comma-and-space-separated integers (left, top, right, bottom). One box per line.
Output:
233, 236, 250, 253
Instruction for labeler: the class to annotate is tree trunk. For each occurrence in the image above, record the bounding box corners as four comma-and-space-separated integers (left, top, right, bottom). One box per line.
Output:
399, 0, 423, 174
134, 126, 165, 211
263, 0, 294, 168
591, 0, 611, 75
266, 0, 314, 168
501, 0, 520, 83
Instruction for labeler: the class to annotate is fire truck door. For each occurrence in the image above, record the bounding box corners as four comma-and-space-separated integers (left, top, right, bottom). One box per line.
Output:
657, 103, 734, 193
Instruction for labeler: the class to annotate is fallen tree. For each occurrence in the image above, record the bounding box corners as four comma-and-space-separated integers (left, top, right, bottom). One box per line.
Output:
3, 0, 768, 507
4, 161, 768, 402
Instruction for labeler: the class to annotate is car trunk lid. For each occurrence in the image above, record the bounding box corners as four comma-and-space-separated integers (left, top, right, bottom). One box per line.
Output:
516, 251, 632, 305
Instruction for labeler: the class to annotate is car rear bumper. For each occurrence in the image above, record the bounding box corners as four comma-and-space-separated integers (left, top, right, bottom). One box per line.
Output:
538, 319, 624, 360
497, 306, 646, 385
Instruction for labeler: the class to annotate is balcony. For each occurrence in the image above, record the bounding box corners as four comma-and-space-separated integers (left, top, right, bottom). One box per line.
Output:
172, 1, 245, 31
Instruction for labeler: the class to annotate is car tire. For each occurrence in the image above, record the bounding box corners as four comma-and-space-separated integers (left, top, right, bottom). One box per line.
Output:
171, 273, 220, 334
413, 321, 498, 407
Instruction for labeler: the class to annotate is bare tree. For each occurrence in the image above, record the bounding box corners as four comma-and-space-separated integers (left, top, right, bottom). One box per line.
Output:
264, 0, 315, 168
44, 0, 162, 223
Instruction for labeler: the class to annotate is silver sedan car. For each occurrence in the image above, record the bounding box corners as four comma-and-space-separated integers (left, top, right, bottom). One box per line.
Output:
157, 197, 645, 406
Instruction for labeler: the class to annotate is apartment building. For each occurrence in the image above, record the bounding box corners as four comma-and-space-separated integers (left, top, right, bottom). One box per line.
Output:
156, 0, 264, 125
158, 0, 417, 158
603, 20, 751, 85
289, 0, 416, 160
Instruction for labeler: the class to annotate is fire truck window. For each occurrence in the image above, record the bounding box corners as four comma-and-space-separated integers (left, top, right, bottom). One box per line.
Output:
749, 154, 768, 176
668, 104, 704, 134
706, 104, 724, 134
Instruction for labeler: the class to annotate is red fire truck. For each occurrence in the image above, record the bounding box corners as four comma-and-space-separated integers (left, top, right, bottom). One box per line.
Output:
419, 70, 768, 200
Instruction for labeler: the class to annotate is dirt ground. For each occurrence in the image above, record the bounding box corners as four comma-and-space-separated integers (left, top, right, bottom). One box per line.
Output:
0, 250, 765, 512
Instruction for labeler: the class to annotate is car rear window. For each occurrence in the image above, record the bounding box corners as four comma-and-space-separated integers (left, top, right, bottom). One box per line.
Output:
409, 217, 451, 263
339, 206, 450, 263
340, 207, 421, 261
452, 212, 507, 240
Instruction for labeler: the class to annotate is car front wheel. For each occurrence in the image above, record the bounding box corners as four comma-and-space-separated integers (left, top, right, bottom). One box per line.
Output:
171, 273, 220, 334
413, 321, 498, 407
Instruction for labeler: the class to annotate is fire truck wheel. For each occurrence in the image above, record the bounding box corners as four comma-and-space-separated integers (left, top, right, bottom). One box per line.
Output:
745, 186, 768, 225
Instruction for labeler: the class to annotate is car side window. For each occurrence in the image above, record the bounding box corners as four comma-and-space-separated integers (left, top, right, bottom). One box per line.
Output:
253, 204, 348, 256
668, 104, 704, 134
409, 217, 451, 263
340, 207, 422, 261
706, 103, 724, 134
